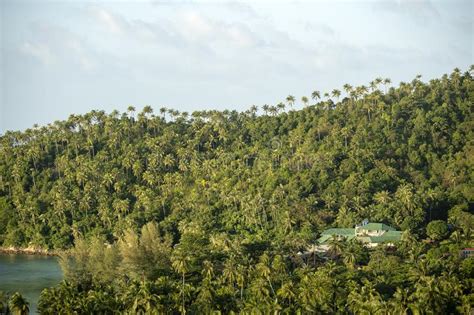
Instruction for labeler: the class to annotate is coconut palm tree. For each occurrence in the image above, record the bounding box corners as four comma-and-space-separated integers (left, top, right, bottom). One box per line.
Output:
142, 105, 153, 118
347, 282, 385, 314
373, 190, 391, 205
357, 85, 369, 98
390, 287, 410, 314
277, 281, 295, 308
0, 291, 9, 314
201, 260, 214, 281
286, 95, 296, 109
327, 235, 345, 259
269, 106, 278, 116
249, 105, 258, 117
256, 253, 275, 297
331, 89, 341, 102
8, 292, 29, 315
158, 106, 167, 121
395, 184, 415, 217
369, 80, 377, 92
311, 90, 321, 102
276, 102, 286, 113
343, 83, 353, 96
235, 264, 247, 300
301, 96, 309, 107
222, 259, 237, 287
383, 78, 391, 93
129, 281, 161, 314
262, 104, 270, 115
127, 106, 136, 120
171, 249, 190, 314
412, 276, 445, 313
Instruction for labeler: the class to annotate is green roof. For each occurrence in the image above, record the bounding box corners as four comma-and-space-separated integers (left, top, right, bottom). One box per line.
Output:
357, 223, 396, 231
317, 235, 332, 244
384, 231, 402, 237
317, 224, 402, 245
369, 233, 402, 243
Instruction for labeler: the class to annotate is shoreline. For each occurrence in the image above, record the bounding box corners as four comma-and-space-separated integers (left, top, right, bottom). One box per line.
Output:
0, 246, 58, 256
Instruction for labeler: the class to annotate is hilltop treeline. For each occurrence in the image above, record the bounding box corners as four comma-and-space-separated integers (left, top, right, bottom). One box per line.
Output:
0, 67, 473, 313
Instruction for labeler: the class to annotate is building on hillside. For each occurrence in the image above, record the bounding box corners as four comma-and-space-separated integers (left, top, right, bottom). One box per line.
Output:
316, 221, 402, 250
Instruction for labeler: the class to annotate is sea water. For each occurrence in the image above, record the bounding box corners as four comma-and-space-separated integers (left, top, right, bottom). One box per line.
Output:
0, 254, 62, 314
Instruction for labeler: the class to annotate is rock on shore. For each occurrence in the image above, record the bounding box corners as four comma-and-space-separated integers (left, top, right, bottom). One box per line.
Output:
0, 246, 57, 256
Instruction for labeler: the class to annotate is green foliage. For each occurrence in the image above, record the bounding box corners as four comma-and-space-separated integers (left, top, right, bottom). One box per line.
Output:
0, 292, 30, 315
426, 220, 449, 241
0, 198, 13, 244
118, 221, 172, 280
1, 67, 473, 313
0, 291, 9, 315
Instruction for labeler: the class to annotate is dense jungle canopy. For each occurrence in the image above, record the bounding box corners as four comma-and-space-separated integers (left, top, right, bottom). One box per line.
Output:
0, 67, 473, 313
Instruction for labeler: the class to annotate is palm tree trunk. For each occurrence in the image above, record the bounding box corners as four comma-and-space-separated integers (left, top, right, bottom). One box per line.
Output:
182, 272, 186, 314
267, 278, 275, 297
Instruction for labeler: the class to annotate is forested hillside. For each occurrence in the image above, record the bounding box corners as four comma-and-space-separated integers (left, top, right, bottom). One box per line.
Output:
0, 67, 473, 313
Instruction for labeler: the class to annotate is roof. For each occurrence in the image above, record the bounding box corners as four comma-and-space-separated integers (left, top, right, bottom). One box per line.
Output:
316, 223, 402, 246
369, 233, 402, 243
317, 235, 332, 244
357, 223, 396, 231
384, 231, 402, 237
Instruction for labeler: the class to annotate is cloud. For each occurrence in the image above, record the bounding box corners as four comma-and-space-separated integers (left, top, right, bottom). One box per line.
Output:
19, 22, 99, 72
87, 6, 130, 34
178, 11, 213, 40
449, 14, 473, 34
303, 22, 335, 37
16, 2, 421, 91
82, 6, 268, 54
20, 41, 56, 65
172, 10, 263, 48
4, 0, 472, 134
84, 3, 263, 50
95, 9, 124, 33
372, 0, 440, 21
226, 24, 257, 47
222, 2, 260, 19
71, 5, 320, 89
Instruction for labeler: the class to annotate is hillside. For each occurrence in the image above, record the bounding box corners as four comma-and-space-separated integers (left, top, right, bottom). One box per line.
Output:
0, 67, 473, 313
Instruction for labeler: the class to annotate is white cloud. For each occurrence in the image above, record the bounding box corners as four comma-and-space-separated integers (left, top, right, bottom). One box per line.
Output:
171, 10, 261, 48
19, 23, 99, 72
226, 25, 256, 47
88, 7, 129, 34
5, 0, 472, 134
179, 11, 213, 40
372, 0, 440, 21
20, 41, 56, 65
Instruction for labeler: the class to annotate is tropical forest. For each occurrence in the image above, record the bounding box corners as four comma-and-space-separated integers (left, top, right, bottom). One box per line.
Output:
0, 67, 473, 314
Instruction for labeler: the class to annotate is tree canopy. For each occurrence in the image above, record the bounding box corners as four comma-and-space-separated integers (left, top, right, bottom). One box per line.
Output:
0, 67, 473, 313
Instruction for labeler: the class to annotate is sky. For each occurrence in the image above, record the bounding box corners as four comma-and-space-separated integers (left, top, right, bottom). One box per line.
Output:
0, 0, 472, 133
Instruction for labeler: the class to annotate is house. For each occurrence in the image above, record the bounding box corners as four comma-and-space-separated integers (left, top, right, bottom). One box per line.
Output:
460, 248, 474, 259
316, 221, 402, 250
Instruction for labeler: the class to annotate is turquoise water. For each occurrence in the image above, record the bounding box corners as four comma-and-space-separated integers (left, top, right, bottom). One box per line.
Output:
0, 254, 63, 314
